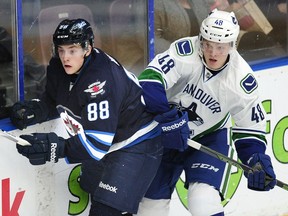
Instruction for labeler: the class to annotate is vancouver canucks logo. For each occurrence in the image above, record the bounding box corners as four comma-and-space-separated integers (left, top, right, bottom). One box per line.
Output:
180, 101, 204, 126
231, 16, 238, 25
84, 80, 106, 97
241, 74, 258, 94
175, 39, 193, 56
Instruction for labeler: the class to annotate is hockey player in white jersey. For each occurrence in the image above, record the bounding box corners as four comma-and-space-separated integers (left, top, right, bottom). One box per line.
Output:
135, 9, 276, 216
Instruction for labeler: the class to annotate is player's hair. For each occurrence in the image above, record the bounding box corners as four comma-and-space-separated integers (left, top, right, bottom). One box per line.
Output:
52, 18, 94, 57
199, 9, 239, 48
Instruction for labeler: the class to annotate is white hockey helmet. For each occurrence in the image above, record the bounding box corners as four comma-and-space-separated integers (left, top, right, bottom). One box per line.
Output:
199, 9, 240, 47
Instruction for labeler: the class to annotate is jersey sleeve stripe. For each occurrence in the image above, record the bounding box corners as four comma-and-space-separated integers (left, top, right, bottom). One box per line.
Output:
108, 120, 160, 153
85, 130, 114, 146
78, 133, 109, 161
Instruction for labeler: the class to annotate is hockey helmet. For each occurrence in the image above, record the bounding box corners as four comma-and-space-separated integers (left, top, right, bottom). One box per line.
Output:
199, 9, 239, 47
53, 18, 94, 55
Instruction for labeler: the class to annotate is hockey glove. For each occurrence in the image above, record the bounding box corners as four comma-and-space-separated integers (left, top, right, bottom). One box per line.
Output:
16, 132, 66, 165
10, 99, 48, 130
245, 153, 276, 191
155, 108, 190, 151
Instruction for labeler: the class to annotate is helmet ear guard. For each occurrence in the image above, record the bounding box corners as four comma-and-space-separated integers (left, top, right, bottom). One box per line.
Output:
199, 9, 240, 48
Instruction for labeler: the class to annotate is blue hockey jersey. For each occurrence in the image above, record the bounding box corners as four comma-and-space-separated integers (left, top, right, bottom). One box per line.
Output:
41, 48, 159, 163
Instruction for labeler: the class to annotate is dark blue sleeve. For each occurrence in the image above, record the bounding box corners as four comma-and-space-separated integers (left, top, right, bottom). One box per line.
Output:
234, 139, 266, 164
140, 81, 170, 114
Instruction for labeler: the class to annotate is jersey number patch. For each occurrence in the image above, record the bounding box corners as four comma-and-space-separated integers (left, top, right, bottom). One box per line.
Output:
251, 103, 265, 123
87, 101, 110, 121
158, 54, 175, 74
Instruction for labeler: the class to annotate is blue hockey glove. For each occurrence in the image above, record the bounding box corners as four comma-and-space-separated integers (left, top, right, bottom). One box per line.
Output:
16, 133, 66, 165
245, 153, 276, 191
155, 108, 190, 151
10, 100, 48, 130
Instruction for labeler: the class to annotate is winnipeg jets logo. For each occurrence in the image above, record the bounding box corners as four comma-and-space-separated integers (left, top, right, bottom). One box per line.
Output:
61, 111, 81, 135
57, 105, 84, 136
84, 81, 106, 97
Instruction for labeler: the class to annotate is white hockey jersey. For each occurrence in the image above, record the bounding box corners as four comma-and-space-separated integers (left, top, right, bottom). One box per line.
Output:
139, 36, 267, 149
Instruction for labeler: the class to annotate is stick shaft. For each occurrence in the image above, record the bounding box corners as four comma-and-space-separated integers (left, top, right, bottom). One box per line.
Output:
0, 130, 31, 146
187, 139, 288, 191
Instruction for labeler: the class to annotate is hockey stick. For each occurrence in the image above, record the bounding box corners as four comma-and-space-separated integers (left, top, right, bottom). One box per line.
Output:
187, 139, 288, 191
0, 129, 31, 146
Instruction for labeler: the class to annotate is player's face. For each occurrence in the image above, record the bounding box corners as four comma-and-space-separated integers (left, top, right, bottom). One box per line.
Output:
57, 44, 89, 75
201, 40, 231, 70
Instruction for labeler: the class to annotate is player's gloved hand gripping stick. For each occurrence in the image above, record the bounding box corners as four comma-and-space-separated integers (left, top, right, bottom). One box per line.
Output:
1, 130, 65, 165
16, 133, 66, 165
245, 153, 276, 191
187, 139, 288, 191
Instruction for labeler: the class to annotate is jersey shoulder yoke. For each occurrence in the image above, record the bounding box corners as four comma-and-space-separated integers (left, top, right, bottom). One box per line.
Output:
168, 36, 199, 64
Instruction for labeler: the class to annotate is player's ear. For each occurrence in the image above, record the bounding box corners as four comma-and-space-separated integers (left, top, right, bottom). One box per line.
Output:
84, 45, 92, 57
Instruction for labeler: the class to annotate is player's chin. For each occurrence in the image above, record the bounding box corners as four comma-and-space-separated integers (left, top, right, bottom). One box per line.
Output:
206, 61, 219, 70
64, 67, 77, 75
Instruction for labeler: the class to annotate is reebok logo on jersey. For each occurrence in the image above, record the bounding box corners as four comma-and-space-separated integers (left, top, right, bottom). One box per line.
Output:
241, 74, 258, 94
99, 181, 118, 193
161, 119, 187, 132
50, 142, 57, 163
175, 40, 193, 56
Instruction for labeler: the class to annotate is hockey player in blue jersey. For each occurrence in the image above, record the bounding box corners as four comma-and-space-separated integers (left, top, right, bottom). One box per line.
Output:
135, 9, 277, 216
9, 18, 190, 216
